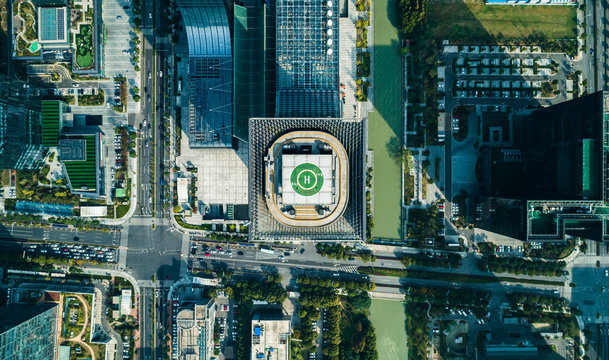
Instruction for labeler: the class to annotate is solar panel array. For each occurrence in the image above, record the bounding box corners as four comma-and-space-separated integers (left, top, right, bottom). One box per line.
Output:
56, 8, 65, 40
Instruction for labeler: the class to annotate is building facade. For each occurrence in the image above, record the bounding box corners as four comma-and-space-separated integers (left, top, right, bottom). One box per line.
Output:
0, 95, 45, 170
0, 304, 58, 360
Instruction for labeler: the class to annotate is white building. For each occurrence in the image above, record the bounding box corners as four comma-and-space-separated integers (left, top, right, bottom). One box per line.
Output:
177, 177, 190, 204
120, 289, 131, 316
80, 206, 107, 217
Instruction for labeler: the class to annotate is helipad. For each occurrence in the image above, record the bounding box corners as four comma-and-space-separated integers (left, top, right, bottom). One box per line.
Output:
283, 155, 332, 204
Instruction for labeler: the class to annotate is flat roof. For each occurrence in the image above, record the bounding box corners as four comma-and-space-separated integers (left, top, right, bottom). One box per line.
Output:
61, 134, 99, 192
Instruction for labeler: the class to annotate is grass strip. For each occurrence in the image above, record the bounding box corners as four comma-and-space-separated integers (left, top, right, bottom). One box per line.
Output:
358, 266, 564, 286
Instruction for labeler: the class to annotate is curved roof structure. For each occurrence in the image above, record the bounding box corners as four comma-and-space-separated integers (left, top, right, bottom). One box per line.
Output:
178, 0, 231, 57
176, 0, 233, 148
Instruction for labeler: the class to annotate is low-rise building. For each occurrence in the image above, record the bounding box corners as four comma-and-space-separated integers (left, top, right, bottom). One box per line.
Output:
177, 177, 190, 205
251, 311, 291, 360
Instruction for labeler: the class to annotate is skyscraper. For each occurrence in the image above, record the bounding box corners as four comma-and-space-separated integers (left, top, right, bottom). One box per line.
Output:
0, 94, 45, 170
0, 304, 59, 360
275, 0, 340, 118
177, 0, 233, 147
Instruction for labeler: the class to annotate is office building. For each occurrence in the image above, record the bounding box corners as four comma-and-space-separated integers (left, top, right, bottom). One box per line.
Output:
274, 0, 340, 118
479, 91, 609, 241
176, 0, 233, 148
249, 118, 366, 241
0, 96, 45, 170
0, 304, 58, 360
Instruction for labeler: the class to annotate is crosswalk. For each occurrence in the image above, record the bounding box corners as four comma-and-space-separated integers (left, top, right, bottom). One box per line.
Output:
334, 266, 359, 274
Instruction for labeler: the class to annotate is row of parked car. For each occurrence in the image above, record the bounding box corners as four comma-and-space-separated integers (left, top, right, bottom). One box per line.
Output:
25, 243, 117, 263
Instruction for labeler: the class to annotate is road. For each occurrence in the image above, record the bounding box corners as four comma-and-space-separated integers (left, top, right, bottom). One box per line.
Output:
138, 0, 157, 217
140, 287, 154, 360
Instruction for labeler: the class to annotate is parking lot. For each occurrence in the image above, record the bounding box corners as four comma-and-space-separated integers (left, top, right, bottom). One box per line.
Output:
102, 0, 137, 79
24, 242, 117, 263
440, 44, 572, 115
102, 0, 139, 111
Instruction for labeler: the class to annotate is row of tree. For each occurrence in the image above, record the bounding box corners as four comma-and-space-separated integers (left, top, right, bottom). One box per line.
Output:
296, 275, 375, 292
400, 252, 462, 268
315, 243, 377, 263
479, 255, 566, 277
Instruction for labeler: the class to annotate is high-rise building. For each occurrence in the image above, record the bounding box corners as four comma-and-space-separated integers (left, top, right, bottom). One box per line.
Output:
249, 118, 366, 241
247, 0, 365, 241
0, 95, 45, 170
274, 0, 340, 118
177, 0, 233, 148
0, 304, 59, 360
479, 91, 609, 241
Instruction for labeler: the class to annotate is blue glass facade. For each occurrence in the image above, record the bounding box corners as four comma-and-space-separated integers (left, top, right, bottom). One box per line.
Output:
178, 0, 233, 147
0, 304, 58, 360
275, 0, 340, 118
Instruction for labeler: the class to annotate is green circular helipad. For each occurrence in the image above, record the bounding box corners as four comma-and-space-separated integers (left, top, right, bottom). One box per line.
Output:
290, 163, 324, 196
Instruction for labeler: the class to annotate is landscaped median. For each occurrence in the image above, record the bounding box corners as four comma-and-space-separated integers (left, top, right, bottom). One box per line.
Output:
358, 266, 565, 286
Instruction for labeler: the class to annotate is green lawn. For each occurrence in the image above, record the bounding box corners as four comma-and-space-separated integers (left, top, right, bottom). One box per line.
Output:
428, 0, 577, 42
116, 204, 130, 218
75, 24, 93, 68
370, 0, 403, 240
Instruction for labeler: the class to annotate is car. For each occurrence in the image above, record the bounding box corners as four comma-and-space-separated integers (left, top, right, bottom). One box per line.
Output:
237, 251, 244, 255
143, 120, 147, 127
72, 83, 79, 87
159, 71, 163, 78
122, 50, 129, 55
605, 269, 608, 277
278, 255, 285, 261
204, 253, 210, 257
148, 72, 152, 80
155, 290, 159, 297
149, 12, 152, 19
116, 15, 122, 19
147, 95, 151, 103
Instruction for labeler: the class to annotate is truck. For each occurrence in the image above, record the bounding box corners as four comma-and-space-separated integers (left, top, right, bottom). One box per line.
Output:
260, 248, 274, 254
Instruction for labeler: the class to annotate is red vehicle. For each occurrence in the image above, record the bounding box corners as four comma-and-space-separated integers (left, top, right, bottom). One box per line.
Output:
204, 253, 211, 257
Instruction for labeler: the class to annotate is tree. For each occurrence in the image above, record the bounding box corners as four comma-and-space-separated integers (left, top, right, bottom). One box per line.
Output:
397, 0, 426, 35
134, 65, 140, 72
